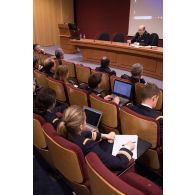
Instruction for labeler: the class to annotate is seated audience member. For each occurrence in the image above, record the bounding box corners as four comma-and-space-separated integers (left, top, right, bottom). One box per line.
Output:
57, 105, 135, 171
34, 88, 67, 129
122, 63, 146, 84
95, 56, 116, 76
80, 73, 120, 104
55, 48, 64, 65
40, 58, 55, 77
127, 83, 163, 141
33, 43, 45, 54
33, 56, 43, 70
131, 25, 150, 46
121, 63, 146, 103
53, 65, 69, 83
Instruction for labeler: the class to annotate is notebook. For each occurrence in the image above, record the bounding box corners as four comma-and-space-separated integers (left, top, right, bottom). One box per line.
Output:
112, 135, 138, 159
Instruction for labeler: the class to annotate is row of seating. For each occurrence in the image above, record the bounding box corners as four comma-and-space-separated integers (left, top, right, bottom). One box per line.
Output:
34, 74, 162, 170
34, 59, 163, 110
33, 116, 162, 195
34, 55, 163, 170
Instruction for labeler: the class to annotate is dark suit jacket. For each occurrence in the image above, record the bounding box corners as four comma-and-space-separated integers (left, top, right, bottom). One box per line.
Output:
131, 31, 150, 46
69, 131, 133, 171
95, 67, 116, 76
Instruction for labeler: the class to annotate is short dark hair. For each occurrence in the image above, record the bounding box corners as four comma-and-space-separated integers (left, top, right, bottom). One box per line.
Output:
43, 58, 55, 72
55, 48, 64, 59
88, 73, 102, 89
33, 56, 39, 68
141, 83, 160, 101
34, 88, 56, 116
100, 56, 110, 68
33, 44, 39, 51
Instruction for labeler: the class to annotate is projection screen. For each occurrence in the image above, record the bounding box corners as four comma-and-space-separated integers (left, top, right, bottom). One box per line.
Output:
128, 0, 163, 38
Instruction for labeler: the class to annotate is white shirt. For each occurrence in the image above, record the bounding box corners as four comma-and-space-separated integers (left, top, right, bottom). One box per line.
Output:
141, 103, 152, 109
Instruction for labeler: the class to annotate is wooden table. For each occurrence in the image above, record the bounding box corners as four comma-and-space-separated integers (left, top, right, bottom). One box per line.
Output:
71, 39, 163, 80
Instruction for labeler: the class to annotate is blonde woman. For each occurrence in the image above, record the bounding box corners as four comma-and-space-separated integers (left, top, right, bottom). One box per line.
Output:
57, 105, 135, 171
54, 65, 69, 83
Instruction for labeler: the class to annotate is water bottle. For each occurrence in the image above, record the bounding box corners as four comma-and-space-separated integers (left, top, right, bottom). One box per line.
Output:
83, 34, 86, 39
80, 33, 82, 39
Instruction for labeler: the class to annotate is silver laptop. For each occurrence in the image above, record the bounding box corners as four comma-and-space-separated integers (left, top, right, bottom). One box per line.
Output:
111, 80, 132, 106
83, 106, 103, 132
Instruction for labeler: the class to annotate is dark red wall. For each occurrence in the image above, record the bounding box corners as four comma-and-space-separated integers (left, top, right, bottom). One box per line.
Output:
74, 0, 163, 46
74, 0, 130, 39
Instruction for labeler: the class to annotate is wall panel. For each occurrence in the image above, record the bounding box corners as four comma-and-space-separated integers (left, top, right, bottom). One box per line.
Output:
33, 0, 74, 46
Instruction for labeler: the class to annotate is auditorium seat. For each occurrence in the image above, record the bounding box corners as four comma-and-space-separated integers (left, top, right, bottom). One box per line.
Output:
110, 75, 131, 91
149, 33, 159, 46
33, 114, 53, 166
91, 69, 110, 91
135, 83, 163, 111
47, 77, 67, 103
34, 70, 48, 88
62, 60, 76, 79
98, 32, 110, 41
86, 152, 162, 195
89, 94, 120, 134
66, 83, 89, 107
42, 123, 91, 195
75, 64, 91, 84
119, 106, 162, 170
112, 33, 125, 43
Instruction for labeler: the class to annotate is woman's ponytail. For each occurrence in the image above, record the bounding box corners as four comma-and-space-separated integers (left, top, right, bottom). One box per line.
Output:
57, 121, 67, 138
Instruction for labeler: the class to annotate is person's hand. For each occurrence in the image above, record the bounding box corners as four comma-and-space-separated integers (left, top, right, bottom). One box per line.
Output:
125, 141, 135, 151
104, 95, 112, 101
112, 96, 120, 105
101, 132, 115, 143
107, 132, 116, 143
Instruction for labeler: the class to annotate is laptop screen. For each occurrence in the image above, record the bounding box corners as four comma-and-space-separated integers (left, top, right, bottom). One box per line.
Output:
113, 80, 132, 98
84, 107, 102, 127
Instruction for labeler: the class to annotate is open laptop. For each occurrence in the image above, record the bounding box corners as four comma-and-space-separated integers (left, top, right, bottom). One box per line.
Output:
111, 80, 132, 106
83, 106, 103, 132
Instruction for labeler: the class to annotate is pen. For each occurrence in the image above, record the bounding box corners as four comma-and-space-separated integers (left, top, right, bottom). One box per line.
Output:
122, 141, 136, 146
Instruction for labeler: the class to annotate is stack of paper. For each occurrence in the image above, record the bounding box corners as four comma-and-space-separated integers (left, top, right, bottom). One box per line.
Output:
112, 135, 138, 159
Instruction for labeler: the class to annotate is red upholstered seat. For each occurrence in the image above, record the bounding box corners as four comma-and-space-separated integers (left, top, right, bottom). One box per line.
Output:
33, 113, 46, 126
42, 123, 90, 195
119, 171, 163, 195
86, 152, 162, 195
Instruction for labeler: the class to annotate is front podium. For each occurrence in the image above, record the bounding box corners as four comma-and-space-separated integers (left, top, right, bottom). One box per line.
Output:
58, 23, 79, 54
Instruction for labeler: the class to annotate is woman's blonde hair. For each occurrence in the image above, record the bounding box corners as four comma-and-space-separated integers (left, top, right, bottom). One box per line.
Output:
57, 105, 85, 138
54, 65, 69, 82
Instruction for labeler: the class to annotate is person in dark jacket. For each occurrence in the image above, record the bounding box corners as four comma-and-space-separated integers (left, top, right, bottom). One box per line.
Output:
122, 63, 146, 84
127, 83, 163, 143
131, 25, 150, 46
33, 44, 45, 54
121, 63, 146, 103
79, 73, 120, 105
40, 58, 55, 77
33, 88, 67, 129
55, 48, 64, 66
57, 105, 135, 171
95, 56, 116, 76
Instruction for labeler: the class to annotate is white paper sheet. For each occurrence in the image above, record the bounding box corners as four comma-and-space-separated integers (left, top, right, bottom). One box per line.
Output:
112, 135, 138, 159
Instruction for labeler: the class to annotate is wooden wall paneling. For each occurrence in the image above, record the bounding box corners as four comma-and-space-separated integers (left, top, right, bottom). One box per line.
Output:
33, 0, 74, 46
